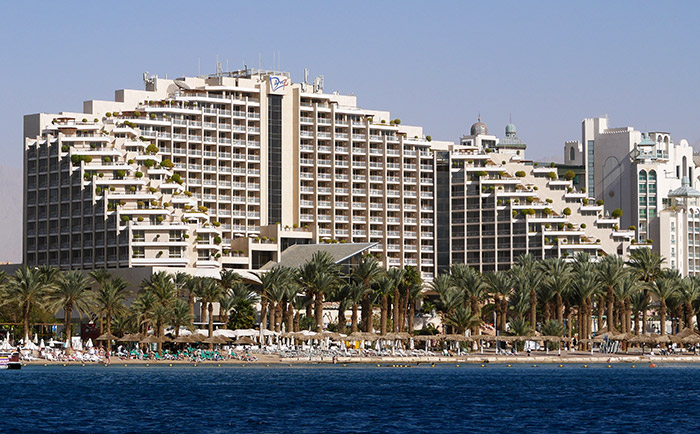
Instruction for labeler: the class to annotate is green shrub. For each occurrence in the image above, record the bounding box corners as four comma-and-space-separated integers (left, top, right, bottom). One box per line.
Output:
135, 171, 143, 178
146, 144, 159, 154
213, 236, 222, 244
596, 200, 604, 206
563, 170, 576, 181
160, 159, 174, 168
562, 207, 571, 216
547, 171, 557, 180
611, 208, 623, 218
515, 171, 526, 177
143, 159, 155, 168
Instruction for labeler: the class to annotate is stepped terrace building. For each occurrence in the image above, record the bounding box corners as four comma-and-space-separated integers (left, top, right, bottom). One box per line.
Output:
23, 69, 630, 279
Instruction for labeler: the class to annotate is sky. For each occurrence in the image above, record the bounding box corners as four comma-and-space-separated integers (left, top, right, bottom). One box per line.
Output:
1, 1, 699, 261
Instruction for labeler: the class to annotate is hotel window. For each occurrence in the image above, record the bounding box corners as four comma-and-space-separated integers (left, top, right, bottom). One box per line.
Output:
649, 184, 656, 193
639, 184, 647, 194
639, 197, 647, 206
132, 246, 144, 258
639, 209, 647, 218
649, 196, 657, 206
639, 170, 647, 182
648, 209, 656, 218
169, 246, 182, 258
649, 170, 657, 181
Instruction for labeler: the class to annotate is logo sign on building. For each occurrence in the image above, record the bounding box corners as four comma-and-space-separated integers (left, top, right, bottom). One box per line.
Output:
269, 75, 290, 93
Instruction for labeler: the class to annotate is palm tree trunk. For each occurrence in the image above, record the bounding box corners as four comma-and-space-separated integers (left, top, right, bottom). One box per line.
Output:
338, 304, 347, 334
208, 302, 214, 349
408, 300, 415, 334
641, 289, 648, 334
557, 293, 564, 325
275, 303, 282, 333
259, 298, 267, 330
500, 299, 508, 331
315, 292, 324, 332
294, 311, 300, 332
597, 295, 605, 332
268, 303, 275, 331
65, 306, 72, 350
351, 303, 359, 333
361, 293, 371, 332
286, 304, 294, 333
607, 286, 614, 330
660, 301, 667, 335
685, 303, 694, 330
188, 293, 195, 317
23, 303, 31, 343
157, 320, 163, 354
624, 298, 631, 334
393, 288, 400, 332
529, 289, 537, 330
380, 295, 388, 335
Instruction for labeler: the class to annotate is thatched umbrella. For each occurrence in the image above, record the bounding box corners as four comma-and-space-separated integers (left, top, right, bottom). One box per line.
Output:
140, 335, 163, 344
233, 336, 255, 346
96, 332, 119, 341
202, 336, 222, 345
681, 334, 700, 345
189, 333, 208, 343
673, 327, 698, 339
173, 335, 194, 344
118, 333, 142, 342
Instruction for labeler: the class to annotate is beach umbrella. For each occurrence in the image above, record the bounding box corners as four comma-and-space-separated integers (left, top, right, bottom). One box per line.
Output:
173, 335, 194, 344
233, 336, 255, 346
85, 339, 94, 348
673, 328, 698, 339
140, 335, 163, 344
189, 333, 208, 343
96, 332, 119, 341
39, 338, 45, 348
681, 334, 700, 345
118, 333, 143, 342
33, 333, 39, 344
202, 336, 221, 345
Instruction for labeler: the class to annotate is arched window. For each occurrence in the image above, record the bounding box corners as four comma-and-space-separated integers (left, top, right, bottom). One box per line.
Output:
649, 170, 656, 182
639, 170, 647, 181
570, 146, 575, 161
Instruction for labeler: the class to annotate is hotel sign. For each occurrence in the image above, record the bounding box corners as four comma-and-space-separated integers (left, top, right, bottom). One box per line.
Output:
269, 75, 290, 93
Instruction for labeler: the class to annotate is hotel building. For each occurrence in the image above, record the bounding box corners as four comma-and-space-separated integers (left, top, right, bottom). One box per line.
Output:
564, 116, 700, 275
23, 70, 631, 279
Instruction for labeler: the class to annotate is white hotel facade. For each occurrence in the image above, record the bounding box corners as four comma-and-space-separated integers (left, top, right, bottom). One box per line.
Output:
565, 116, 700, 275
24, 69, 634, 279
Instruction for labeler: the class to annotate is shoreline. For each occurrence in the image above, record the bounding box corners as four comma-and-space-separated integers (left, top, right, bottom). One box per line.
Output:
22, 353, 700, 366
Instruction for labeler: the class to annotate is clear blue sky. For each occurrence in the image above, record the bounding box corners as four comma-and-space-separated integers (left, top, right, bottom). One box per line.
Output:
3, 0, 700, 167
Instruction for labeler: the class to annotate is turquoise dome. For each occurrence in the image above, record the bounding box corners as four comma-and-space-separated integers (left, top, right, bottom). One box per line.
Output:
505, 123, 516, 136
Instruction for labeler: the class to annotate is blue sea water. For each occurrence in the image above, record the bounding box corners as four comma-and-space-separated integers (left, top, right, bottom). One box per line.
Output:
2, 363, 700, 434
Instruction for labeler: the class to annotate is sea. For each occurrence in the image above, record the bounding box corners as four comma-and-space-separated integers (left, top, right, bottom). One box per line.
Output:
2, 363, 700, 433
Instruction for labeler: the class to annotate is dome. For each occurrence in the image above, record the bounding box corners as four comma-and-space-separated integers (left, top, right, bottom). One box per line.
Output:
505, 122, 516, 136
470, 116, 488, 136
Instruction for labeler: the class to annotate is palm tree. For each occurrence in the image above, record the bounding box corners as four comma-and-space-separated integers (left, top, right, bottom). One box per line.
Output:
512, 254, 543, 331
406, 279, 424, 334
595, 255, 628, 331
297, 252, 340, 332
353, 256, 382, 332
182, 276, 197, 318
95, 277, 129, 341
444, 306, 480, 335
615, 273, 640, 334
3, 267, 47, 342
88, 268, 112, 332
46, 271, 94, 350
386, 268, 405, 333
132, 290, 157, 336
678, 277, 700, 331
257, 266, 293, 331
484, 271, 512, 333
141, 272, 176, 352
399, 266, 422, 333
570, 270, 598, 347
627, 248, 665, 334
374, 274, 395, 335
508, 317, 533, 336
197, 277, 224, 348
171, 271, 190, 299
450, 264, 485, 335
227, 282, 259, 330
539, 258, 571, 326
217, 290, 236, 330
344, 280, 365, 333
431, 273, 462, 333
169, 299, 194, 337
650, 276, 680, 335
